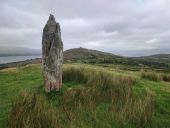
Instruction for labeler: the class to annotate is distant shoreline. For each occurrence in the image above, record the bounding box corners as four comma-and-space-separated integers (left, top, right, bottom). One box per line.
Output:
0, 58, 42, 70
0, 54, 41, 57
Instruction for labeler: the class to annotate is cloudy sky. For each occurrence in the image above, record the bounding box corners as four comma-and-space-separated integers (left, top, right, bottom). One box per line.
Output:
0, 0, 170, 56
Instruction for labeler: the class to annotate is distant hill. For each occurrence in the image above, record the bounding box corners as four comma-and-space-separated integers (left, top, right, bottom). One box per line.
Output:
63, 48, 170, 71
136, 54, 170, 64
64, 47, 122, 62
64, 48, 170, 64
113, 48, 170, 57
0, 46, 41, 56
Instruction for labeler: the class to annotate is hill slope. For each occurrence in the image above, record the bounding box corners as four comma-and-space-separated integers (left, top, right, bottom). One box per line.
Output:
137, 54, 170, 64
64, 47, 122, 62
0, 64, 170, 127
63, 48, 170, 71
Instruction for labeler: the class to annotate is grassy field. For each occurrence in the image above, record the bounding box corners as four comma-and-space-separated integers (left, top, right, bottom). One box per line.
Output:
0, 64, 170, 128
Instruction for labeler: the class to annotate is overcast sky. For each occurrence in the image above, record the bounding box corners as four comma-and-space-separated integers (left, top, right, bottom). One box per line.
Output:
0, 0, 170, 56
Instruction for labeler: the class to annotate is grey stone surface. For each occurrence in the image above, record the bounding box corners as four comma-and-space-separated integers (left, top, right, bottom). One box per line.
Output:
42, 14, 63, 92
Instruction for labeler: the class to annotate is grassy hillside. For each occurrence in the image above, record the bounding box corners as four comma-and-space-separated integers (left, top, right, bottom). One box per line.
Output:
0, 64, 170, 128
64, 47, 122, 62
64, 48, 170, 72
136, 54, 170, 64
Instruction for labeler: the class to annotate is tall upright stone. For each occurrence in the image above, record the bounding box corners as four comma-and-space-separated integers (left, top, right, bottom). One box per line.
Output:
42, 14, 63, 92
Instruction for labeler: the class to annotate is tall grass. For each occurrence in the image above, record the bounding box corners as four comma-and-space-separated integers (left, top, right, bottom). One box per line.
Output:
141, 69, 162, 82
161, 73, 170, 82
114, 89, 154, 127
8, 91, 59, 128
62, 67, 153, 126
141, 69, 170, 82
9, 66, 154, 128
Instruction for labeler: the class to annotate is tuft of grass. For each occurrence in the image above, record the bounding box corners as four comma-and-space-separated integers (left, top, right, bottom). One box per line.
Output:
114, 89, 154, 127
8, 90, 58, 128
63, 66, 89, 83
161, 73, 170, 82
141, 69, 170, 82
141, 70, 162, 82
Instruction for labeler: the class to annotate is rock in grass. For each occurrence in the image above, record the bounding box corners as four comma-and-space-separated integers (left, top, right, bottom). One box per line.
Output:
42, 14, 63, 92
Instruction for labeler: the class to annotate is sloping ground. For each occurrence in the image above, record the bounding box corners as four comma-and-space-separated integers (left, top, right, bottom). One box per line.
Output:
0, 64, 170, 128
137, 54, 170, 64
64, 47, 122, 62
63, 48, 170, 71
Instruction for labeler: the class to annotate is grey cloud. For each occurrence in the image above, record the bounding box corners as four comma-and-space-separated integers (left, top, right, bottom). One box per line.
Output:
0, 0, 170, 56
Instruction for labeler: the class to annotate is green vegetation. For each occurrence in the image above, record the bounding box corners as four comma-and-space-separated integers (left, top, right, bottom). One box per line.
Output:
161, 73, 170, 82
0, 65, 43, 128
64, 48, 170, 72
141, 69, 170, 82
141, 70, 162, 82
8, 90, 57, 128
0, 64, 170, 128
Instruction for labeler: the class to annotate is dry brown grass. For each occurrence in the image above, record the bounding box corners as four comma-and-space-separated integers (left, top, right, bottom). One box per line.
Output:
141, 69, 170, 82
141, 70, 162, 82
161, 73, 170, 82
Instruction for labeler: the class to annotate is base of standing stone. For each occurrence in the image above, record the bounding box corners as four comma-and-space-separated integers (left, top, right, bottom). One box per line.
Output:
45, 79, 62, 92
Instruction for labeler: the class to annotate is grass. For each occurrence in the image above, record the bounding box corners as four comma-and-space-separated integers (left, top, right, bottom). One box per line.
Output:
141, 70, 162, 82
141, 69, 170, 82
0, 64, 170, 128
8, 90, 58, 128
161, 73, 170, 82
0, 65, 43, 128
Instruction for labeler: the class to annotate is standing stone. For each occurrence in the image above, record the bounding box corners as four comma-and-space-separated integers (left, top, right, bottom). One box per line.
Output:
42, 14, 63, 92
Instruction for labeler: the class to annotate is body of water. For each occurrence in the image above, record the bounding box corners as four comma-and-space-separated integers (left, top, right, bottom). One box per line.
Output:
0, 55, 41, 64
